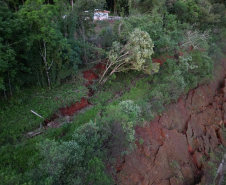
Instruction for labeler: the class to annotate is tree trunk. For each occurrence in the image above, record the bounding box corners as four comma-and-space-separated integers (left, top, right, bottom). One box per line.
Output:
14, 3, 17, 12
79, 18, 88, 64
40, 41, 51, 90
4, 90, 7, 99
71, 0, 73, 10
8, 71, 12, 96
114, 0, 117, 15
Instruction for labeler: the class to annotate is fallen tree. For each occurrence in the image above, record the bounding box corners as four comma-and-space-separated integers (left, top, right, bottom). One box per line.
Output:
99, 28, 159, 84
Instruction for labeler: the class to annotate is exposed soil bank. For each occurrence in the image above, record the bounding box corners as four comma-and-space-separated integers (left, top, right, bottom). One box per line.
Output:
115, 59, 226, 185
26, 62, 106, 138
59, 97, 90, 116
59, 63, 105, 116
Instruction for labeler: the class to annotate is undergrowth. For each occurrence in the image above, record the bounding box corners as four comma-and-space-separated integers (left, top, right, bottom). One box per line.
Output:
0, 82, 89, 146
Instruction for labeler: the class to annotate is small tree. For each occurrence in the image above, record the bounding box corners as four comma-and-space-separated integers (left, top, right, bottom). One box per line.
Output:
99, 28, 159, 84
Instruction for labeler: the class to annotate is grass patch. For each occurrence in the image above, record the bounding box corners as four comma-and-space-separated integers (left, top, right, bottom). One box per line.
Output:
0, 82, 89, 146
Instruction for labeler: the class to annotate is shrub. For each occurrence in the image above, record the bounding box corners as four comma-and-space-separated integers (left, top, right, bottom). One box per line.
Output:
32, 121, 112, 185
101, 100, 142, 155
150, 71, 186, 112
37, 139, 72, 183
149, 48, 213, 114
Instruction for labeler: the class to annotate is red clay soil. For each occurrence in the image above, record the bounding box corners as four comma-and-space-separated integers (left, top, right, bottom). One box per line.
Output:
59, 97, 89, 116
94, 63, 106, 74
58, 68, 95, 116
152, 58, 165, 65
152, 55, 175, 65
58, 62, 106, 116
115, 59, 226, 185
83, 70, 99, 85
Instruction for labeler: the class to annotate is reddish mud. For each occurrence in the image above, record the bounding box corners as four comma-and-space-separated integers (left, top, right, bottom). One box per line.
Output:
152, 58, 165, 65
115, 59, 226, 185
58, 62, 105, 116
95, 62, 106, 73
152, 55, 175, 65
83, 70, 99, 85
59, 97, 90, 116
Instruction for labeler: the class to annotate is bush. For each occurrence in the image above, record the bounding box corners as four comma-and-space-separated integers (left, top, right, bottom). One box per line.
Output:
101, 100, 142, 155
149, 49, 213, 113
113, 13, 186, 57
31, 121, 112, 185
150, 71, 186, 112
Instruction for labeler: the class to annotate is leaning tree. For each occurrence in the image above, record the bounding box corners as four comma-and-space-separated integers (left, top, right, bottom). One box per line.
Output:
99, 28, 159, 84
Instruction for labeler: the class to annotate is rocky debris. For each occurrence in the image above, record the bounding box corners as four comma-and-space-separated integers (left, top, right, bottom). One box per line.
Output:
115, 59, 226, 184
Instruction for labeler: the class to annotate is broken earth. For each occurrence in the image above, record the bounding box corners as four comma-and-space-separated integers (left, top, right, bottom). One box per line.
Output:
115, 59, 226, 185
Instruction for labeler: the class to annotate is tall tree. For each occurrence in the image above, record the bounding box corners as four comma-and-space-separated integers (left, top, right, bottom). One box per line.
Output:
0, 0, 28, 95
17, 0, 80, 89
105, 0, 129, 16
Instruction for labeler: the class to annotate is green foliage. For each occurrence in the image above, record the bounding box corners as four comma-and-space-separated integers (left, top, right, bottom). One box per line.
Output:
170, 0, 226, 29
0, 0, 85, 95
150, 49, 213, 113
119, 100, 141, 117
101, 100, 142, 154
105, 0, 129, 16
1, 0, 225, 184
0, 169, 24, 185
29, 120, 112, 185
86, 157, 111, 185
0, 1, 29, 92
37, 139, 71, 182
18, 0, 80, 88
139, 138, 144, 145
113, 28, 156, 72
94, 25, 117, 49
135, 0, 166, 14
180, 30, 210, 50
0, 82, 89, 146
114, 12, 187, 57
186, 50, 213, 81
100, 28, 158, 83
150, 69, 186, 112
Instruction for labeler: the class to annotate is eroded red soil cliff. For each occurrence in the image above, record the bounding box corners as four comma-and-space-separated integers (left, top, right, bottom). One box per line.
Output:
115, 59, 226, 185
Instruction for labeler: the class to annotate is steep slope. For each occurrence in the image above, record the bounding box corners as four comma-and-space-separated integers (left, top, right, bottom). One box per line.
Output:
115, 59, 226, 185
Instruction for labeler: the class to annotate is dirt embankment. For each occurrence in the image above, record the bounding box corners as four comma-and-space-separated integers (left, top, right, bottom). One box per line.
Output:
27, 63, 106, 136
59, 63, 105, 116
115, 59, 226, 185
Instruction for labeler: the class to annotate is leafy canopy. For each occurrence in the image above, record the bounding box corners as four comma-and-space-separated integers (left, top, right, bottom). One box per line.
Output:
100, 28, 159, 84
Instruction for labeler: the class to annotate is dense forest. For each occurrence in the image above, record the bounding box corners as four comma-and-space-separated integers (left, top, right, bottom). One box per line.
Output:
1, 0, 226, 184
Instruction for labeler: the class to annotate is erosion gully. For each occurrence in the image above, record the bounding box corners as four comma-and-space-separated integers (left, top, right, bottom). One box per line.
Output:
28, 57, 226, 185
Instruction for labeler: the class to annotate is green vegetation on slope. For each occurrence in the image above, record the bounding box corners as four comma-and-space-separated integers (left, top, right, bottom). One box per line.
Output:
1, 0, 226, 184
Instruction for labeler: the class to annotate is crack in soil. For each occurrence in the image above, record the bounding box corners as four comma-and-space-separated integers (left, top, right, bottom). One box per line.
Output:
115, 59, 226, 185
26, 63, 106, 138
